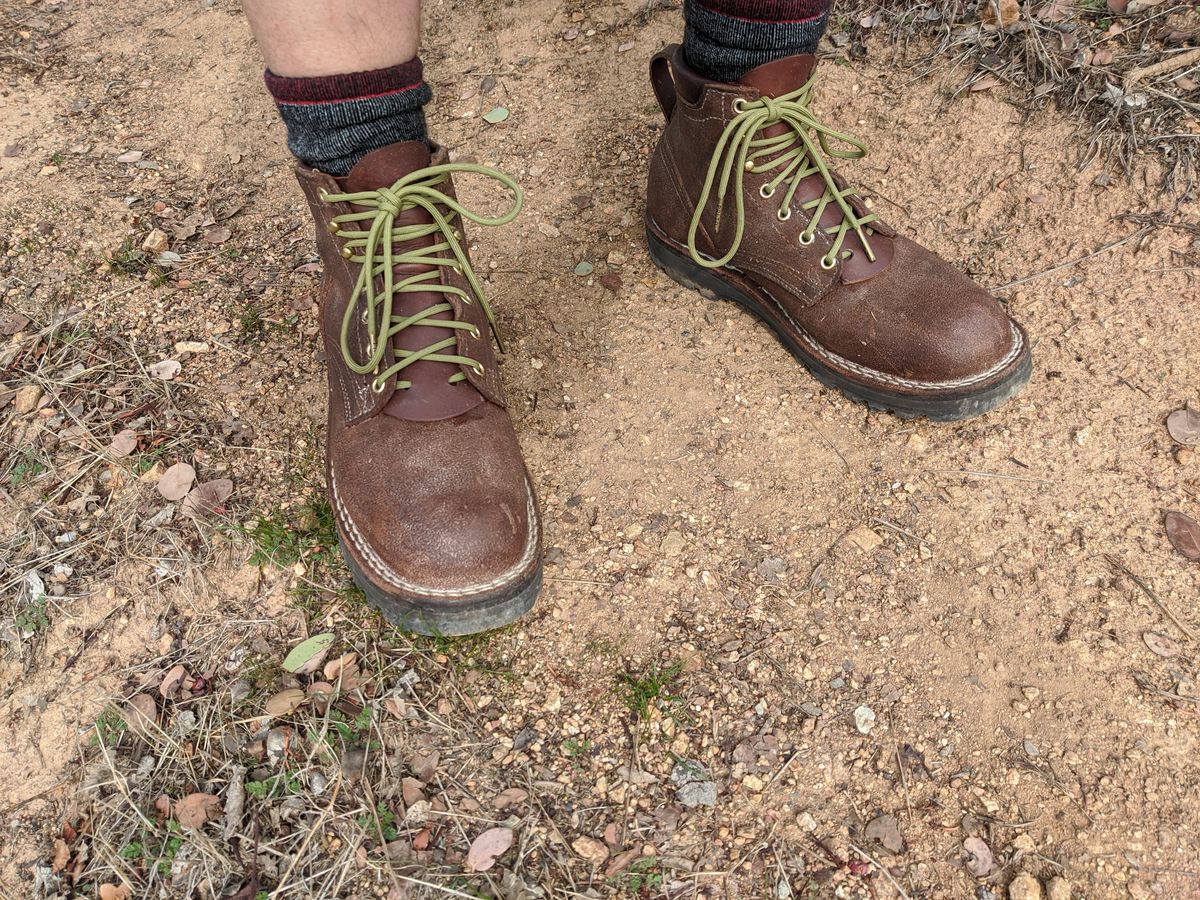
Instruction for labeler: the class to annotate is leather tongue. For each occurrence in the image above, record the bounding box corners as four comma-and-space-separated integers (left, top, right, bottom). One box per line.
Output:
737, 54, 816, 96
337, 142, 483, 422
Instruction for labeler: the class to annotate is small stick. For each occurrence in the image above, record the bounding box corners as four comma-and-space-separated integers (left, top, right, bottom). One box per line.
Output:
1125, 47, 1200, 91
938, 469, 1050, 485
993, 229, 1147, 290
849, 842, 912, 900
1107, 554, 1194, 641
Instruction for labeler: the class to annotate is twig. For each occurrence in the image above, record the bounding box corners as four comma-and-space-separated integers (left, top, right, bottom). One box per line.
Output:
849, 842, 912, 900
938, 469, 1050, 485
1106, 554, 1194, 641
993, 228, 1148, 290
1125, 47, 1200, 91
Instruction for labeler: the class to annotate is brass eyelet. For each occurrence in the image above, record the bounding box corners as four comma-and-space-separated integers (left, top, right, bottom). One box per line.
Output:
777, 207, 792, 222
341, 246, 354, 259
471, 362, 485, 376
326, 222, 340, 234
733, 98, 747, 113
820, 256, 837, 270
759, 184, 775, 199
370, 378, 385, 394
469, 326, 481, 339
318, 188, 330, 202
798, 232, 815, 246
453, 229, 463, 241
452, 265, 462, 275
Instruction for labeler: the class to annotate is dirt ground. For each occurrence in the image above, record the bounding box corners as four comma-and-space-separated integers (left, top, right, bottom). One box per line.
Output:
2, 0, 1199, 897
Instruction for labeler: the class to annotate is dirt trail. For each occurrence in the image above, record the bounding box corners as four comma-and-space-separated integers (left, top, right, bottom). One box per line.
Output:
2, 0, 1198, 897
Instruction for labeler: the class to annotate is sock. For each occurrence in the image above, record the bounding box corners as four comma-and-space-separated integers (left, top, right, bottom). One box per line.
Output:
682, 0, 832, 83
264, 59, 432, 176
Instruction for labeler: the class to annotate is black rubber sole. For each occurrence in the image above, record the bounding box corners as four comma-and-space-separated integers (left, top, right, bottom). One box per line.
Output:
340, 539, 542, 637
647, 226, 1032, 422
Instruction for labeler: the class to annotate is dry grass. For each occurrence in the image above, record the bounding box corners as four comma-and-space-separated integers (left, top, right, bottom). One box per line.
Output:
847, 0, 1200, 193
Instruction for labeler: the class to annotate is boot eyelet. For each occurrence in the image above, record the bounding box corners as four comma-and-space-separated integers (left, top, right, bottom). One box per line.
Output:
469, 326, 481, 339
471, 362, 485, 376
733, 99, 747, 113
759, 184, 775, 199
820, 256, 837, 270
370, 378, 386, 394
798, 232, 815, 246
327, 222, 340, 234
777, 207, 792, 222
318, 189, 330, 202
341, 246, 354, 259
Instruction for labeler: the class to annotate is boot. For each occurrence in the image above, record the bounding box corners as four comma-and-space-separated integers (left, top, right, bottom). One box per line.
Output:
294, 141, 542, 635
645, 46, 1031, 420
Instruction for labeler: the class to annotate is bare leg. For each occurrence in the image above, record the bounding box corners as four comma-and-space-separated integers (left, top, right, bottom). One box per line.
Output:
242, 0, 421, 77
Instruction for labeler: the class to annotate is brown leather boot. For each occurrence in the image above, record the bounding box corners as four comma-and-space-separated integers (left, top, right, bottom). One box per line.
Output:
645, 46, 1031, 420
294, 142, 542, 635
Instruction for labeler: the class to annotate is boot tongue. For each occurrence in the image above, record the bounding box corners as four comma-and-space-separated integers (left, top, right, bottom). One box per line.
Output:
339, 142, 483, 422
737, 54, 816, 97
338, 140, 433, 193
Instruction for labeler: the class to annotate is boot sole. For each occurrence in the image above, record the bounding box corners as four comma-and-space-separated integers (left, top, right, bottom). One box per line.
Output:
338, 539, 542, 637
646, 225, 1032, 422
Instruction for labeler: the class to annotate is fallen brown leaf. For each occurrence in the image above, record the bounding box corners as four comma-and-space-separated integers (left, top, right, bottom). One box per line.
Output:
174, 792, 221, 831
1165, 511, 1200, 559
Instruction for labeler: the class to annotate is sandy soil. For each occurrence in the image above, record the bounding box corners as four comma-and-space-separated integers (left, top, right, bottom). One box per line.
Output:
2, 0, 1198, 897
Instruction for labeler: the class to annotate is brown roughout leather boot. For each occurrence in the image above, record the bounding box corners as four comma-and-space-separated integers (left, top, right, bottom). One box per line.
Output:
294, 142, 542, 636
645, 46, 1032, 421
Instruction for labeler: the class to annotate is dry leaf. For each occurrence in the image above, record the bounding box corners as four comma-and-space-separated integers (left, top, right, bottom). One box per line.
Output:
980, 0, 1020, 27
465, 827, 514, 871
307, 681, 335, 712
324, 652, 359, 681
159, 664, 188, 700
123, 694, 158, 735
154, 794, 172, 820
264, 688, 306, 718
174, 792, 221, 830
963, 836, 994, 876
158, 463, 196, 501
203, 226, 232, 244
1165, 511, 1200, 559
572, 835, 610, 865
492, 787, 528, 810
51, 838, 70, 872
1167, 409, 1200, 446
971, 74, 1004, 92
107, 429, 137, 458
180, 478, 233, 517
1143, 631, 1180, 658
865, 813, 905, 853
98, 884, 131, 900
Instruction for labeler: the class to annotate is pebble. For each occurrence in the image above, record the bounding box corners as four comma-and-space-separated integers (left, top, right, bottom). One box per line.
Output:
1008, 872, 1042, 900
142, 228, 169, 253
847, 525, 883, 552
676, 781, 717, 808
13, 384, 42, 414
853, 705, 876, 735
661, 530, 686, 556
1045, 877, 1071, 900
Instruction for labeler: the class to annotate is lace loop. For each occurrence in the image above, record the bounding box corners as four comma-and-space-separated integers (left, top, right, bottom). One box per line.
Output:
321, 164, 522, 391
687, 75, 878, 270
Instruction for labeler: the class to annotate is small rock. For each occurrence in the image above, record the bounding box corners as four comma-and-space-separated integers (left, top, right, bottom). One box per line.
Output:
1008, 872, 1042, 900
853, 705, 876, 734
1045, 877, 1070, 900
742, 774, 764, 792
676, 781, 717, 807
13, 385, 42, 414
142, 229, 169, 253
606, 250, 627, 266
661, 530, 687, 556
847, 525, 882, 552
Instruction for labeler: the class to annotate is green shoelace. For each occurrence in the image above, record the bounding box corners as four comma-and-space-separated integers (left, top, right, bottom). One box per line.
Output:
321, 164, 522, 393
687, 75, 878, 271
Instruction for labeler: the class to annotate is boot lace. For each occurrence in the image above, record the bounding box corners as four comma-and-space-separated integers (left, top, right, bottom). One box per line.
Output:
687, 74, 878, 271
321, 164, 521, 393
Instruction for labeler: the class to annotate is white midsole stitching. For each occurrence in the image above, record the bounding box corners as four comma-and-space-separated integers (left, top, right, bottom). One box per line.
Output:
331, 470, 540, 599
